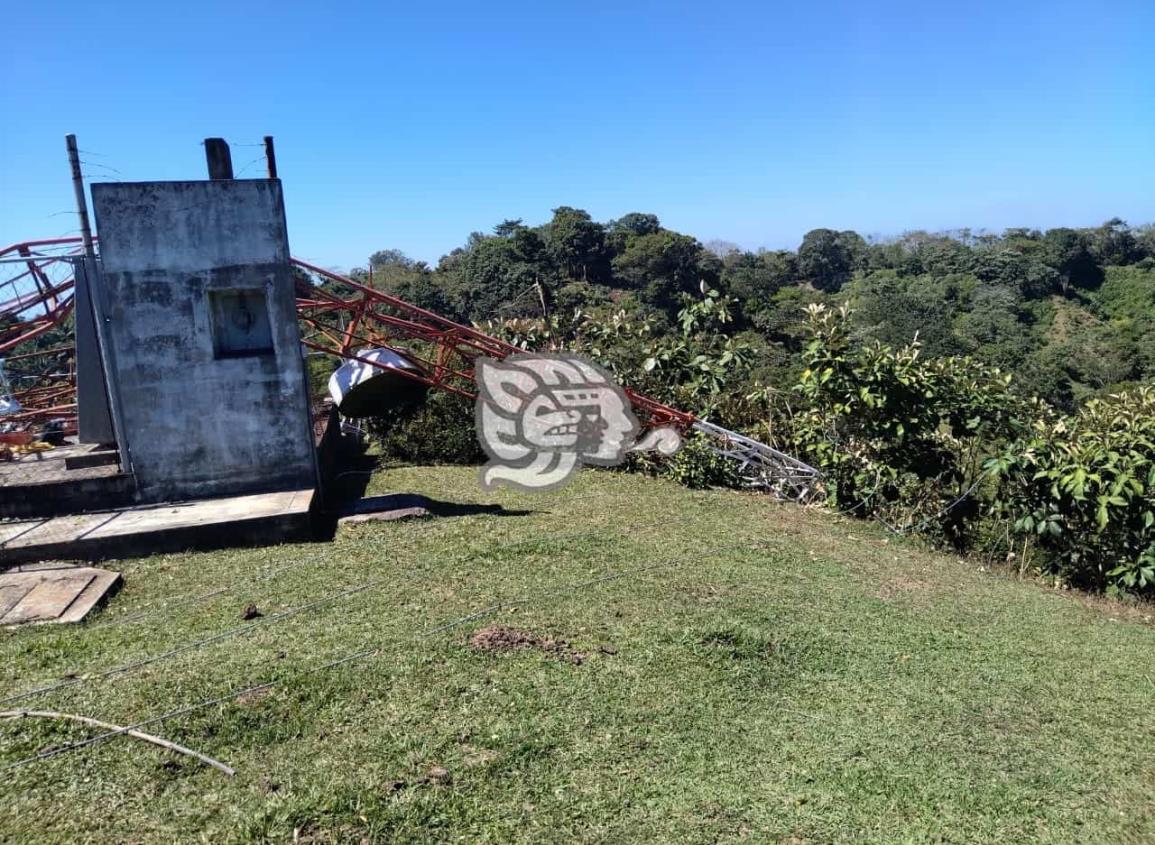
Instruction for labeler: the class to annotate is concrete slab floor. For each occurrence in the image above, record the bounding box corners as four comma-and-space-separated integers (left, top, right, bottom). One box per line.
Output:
0, 441, 122, 486
339, 493, 433, 524
0, 565, 122, 626
0, 488, 315, 565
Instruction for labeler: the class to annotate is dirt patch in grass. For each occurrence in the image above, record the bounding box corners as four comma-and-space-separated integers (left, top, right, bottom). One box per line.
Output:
875, 573, 936, 604
385, 764, 453, 795
468, 625, 585, 664
236, 687, 272, 708
675, 581, 736, 606
461, 745, 499, 767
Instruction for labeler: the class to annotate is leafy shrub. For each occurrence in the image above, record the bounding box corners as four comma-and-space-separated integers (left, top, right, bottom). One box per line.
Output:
791, 303, 1027, 542
645, 432, 744, 490
989, 386, 1155, 593
368, 390, 482, 465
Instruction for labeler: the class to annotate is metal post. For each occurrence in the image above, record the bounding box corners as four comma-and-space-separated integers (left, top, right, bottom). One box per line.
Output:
263, 136, 278, 179
65, 134, 96, 259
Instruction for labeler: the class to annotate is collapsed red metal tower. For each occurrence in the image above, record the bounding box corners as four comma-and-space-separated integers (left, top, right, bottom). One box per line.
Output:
0, 238, 819, 498
292, 257, 696, 433
0, 239, 694, 435
0, 238, 83, 430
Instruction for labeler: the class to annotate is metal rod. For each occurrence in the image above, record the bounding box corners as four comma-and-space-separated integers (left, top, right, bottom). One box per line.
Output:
0, 257, 81, 268
64, 135, 96, 259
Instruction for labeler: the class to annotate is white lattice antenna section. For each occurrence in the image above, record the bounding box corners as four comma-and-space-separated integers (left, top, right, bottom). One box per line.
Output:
693, 419, 821, 502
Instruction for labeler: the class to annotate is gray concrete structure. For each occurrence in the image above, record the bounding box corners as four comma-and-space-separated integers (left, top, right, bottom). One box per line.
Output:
74, 258, 115, 445
90, 179, 317, 503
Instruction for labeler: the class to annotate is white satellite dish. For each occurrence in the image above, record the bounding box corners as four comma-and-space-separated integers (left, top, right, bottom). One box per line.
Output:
327, 348, 426, 417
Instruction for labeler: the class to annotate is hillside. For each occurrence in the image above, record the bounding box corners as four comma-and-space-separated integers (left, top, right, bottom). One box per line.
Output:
1, 467, 1153, 844
356, 216, 1155, 413
346, 217, 1155, 597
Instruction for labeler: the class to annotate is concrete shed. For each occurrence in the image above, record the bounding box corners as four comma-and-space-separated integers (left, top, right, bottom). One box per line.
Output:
90, 179, 317, 503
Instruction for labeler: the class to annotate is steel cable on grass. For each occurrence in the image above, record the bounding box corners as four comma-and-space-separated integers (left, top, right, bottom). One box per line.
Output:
0, 516, 671, 706
0, 578, 394, 708
103, 506, 655, 627
94, 550, 355, 629
105, 587, 232, 627
88, 547, 389, 630
0, 558, 684, 775
2, 496, 633, 637
3, 558, 312, 635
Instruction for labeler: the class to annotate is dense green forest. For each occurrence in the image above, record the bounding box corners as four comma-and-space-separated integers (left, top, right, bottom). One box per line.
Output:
354, 213, 1155, 412
348, 213, 1155, 598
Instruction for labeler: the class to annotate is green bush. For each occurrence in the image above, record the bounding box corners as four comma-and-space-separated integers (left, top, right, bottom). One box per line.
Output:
790, 303, 1027, 542
989, 386, 1155, 594
650, 432, 745, 490
368, 390, 482, 465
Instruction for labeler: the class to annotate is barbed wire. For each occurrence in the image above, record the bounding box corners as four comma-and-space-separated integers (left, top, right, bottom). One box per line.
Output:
0, 576, 393, 707
872, 473, 989, 537
233, 156, 267, 178
79, 160, 122, 176
0, 516, 669, 697
0, 557, 682, 774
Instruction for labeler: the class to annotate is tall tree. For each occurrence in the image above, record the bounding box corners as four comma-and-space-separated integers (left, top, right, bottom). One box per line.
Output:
1088, 218, 1139, 266
365, 248, 446, 315
438, 224, 554, 321
612, 230, 719, 311
546, 206, 606, 282
608, 212, 661, 236
797, 229, 866, 292
1043, 228, 1104, 293
704, 239, 741, 259
606, 212, 662, 253
721, 250, 798, 315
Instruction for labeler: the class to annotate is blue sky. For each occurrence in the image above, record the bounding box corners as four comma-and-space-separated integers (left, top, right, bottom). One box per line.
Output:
2, 1, 1152, 270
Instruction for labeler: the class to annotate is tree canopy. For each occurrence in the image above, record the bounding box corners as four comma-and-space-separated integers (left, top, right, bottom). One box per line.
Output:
357, 213, 1155, 411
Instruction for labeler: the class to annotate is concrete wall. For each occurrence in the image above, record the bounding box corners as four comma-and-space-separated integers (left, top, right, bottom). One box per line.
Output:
90, 180, 317, 503
74, 258, 115, 445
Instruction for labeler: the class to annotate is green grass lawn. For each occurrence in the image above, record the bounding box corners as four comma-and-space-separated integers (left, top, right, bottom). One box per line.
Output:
1, 466, 1153, 844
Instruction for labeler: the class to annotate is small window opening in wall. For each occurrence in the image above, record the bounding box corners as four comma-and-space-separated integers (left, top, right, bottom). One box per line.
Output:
209, 289, 274, 357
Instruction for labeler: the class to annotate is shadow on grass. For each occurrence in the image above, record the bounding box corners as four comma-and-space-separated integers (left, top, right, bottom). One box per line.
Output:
312, 427, 535, 540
